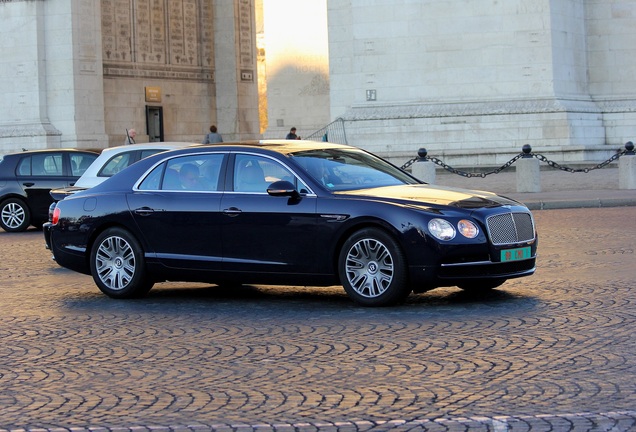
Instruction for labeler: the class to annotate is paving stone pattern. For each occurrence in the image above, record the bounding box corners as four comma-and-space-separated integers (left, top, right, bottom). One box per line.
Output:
0, 208, 635, 431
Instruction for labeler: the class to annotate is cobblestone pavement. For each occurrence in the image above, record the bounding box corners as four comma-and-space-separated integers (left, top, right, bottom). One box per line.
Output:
1, 207, 635, 431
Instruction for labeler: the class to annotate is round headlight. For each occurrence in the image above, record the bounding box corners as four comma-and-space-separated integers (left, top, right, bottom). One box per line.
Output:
458, 219, 479, 238
428, 218, 456, 241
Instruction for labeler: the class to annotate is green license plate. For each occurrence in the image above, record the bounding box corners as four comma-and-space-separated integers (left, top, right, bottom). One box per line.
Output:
500, 246, 532, 262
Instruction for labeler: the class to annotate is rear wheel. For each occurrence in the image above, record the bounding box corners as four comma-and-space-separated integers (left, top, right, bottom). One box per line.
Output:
90, 227, 153, 298
0, 198, 31, 232
338, 228, 410, 306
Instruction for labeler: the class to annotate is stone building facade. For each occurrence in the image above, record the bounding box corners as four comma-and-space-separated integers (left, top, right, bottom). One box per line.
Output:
0, 0, 259, 154
327, 0, 636, 166
3, 0, 636, 169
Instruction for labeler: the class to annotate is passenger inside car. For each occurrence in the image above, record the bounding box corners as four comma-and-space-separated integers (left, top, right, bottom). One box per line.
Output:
179, 163, 206, 190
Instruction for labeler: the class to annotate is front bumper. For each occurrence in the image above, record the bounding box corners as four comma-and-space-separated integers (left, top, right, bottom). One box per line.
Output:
438, 257, 536, 279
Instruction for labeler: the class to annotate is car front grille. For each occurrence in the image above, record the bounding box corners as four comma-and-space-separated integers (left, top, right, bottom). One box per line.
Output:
486, 212, 535, 245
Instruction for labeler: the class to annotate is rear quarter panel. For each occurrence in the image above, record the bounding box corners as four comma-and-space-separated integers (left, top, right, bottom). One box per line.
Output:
51, 192, 139, 273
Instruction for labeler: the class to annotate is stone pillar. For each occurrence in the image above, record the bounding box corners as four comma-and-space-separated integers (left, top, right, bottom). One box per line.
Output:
213, 0, 260, 140
0, 1, 61, 153
619, 154, 636, 190
411, 160, 436, 184
45, 0, 108, 149
516, 157, 541, 193
0, 0, 107, 154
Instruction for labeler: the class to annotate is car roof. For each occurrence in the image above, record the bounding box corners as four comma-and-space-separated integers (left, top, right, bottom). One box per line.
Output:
190, 139, 353, 154
74, 140, 369, 194
97, 142, 199, 155
2, 148, 100, 158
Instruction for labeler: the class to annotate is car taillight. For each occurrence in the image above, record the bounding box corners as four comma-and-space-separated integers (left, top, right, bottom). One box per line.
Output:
48, 202, 56, 222
52, 207, 61, 225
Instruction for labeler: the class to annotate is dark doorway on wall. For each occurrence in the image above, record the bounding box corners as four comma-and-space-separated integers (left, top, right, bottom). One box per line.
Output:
146, 106, 164, 142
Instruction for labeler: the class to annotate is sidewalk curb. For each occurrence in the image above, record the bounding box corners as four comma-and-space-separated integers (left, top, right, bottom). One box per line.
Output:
522, 198, 636, 210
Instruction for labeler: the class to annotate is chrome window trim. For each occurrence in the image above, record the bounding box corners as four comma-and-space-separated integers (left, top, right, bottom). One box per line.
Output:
132, 150, 226, 192
132, 149, 318, 197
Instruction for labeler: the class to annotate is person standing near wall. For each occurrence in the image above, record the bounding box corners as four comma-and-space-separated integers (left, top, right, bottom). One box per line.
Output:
202, 125, 223, 144
286, 127, 300, 140
124, 129, 136, 145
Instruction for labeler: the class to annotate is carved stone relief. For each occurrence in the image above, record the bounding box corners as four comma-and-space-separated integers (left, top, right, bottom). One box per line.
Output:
101, 0, 216, 80
238, 0, 254, 69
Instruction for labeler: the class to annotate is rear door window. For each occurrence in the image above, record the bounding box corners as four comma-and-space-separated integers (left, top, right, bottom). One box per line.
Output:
17, 153, 63, 176
138, 153, 225, 192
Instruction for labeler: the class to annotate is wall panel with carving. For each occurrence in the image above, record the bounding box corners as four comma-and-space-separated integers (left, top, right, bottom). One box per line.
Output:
101, 0, 214, 81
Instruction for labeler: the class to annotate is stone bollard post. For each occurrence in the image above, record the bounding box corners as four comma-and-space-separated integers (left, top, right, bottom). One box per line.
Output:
619, 150, 636, 190
516, 146, 541, 192
412, 160, 436, 184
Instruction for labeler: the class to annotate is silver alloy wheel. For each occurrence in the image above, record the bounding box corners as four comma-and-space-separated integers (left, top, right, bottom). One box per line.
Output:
95, 235, 136, 291
345, 238, 394, 298
1, 202, 26, 229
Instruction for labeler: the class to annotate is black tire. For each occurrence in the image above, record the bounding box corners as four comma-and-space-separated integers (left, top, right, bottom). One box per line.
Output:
89, 227, 153, 299
338, 227, 410, 306
457, 279, 506, 292
0, 198, 31, 232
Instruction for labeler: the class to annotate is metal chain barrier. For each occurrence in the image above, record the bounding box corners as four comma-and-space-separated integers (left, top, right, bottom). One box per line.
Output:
400, 141, 635, 177
530, 152, 622, 173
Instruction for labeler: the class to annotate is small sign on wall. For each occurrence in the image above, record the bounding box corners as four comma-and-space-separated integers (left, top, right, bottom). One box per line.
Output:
145, 86, 161, 103
241, 70, 254, 82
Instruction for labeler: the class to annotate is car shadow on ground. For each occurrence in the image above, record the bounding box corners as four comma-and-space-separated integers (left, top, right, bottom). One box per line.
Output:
70, 282, 539, 314
56, 279, 539, 317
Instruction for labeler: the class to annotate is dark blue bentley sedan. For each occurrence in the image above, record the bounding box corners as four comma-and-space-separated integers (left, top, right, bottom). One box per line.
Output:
48, 140, 537, 306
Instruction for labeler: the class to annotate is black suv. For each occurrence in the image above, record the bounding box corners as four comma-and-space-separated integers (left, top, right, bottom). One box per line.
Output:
0, 149, 99, 232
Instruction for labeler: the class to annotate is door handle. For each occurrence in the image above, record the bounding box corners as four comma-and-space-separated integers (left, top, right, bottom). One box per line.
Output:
222, 207, 242, 217
22, 182, 35, 187
134, 207, 156, 216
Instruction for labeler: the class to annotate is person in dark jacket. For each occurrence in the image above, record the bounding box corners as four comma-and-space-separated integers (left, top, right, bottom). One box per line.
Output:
286, 127, 300, 140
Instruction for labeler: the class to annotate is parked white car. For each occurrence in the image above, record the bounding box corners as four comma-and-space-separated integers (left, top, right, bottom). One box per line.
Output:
74, 142, 199, 189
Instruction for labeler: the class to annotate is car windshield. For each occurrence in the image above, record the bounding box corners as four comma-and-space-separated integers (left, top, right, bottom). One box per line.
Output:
290, 148, 419, 191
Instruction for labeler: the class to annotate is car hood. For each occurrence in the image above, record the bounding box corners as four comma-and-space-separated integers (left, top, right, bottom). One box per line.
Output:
336, 183, 522, 209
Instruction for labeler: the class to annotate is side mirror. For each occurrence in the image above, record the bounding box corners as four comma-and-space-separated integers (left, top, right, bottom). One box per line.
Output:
267, 180, 300, 199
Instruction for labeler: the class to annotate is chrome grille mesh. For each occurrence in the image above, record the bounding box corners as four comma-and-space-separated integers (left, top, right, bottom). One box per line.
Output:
486, 212, 535, 245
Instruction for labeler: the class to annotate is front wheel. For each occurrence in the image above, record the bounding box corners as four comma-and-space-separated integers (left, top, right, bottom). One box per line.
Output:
90, 227, 153, 298
0, 198, 31, 232
338, 228, 410, 306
